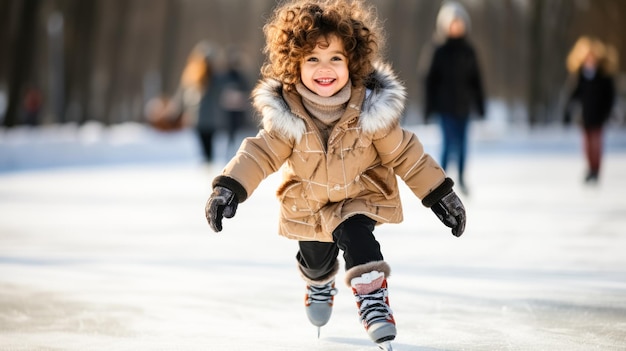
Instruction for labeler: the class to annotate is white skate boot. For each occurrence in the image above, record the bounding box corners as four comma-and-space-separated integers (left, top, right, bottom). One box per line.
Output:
305, 280, 338, 336
351, 270, 396, 347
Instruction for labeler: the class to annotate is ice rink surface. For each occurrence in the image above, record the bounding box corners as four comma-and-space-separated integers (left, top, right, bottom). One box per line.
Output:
1, 124, 625, 350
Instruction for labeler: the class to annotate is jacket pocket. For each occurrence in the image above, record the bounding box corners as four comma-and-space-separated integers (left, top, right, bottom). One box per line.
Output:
361, 167, 397, 200
277, 179, 315, 216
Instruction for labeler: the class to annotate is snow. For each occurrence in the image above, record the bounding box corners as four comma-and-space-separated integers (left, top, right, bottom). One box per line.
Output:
1, 122, 626, 350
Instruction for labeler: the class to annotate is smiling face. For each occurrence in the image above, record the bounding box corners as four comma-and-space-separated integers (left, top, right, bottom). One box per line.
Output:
300, 35, 350, 97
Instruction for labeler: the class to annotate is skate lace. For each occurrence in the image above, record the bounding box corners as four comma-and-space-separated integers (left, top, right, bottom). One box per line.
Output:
306, 282, 338, 304
355, 287, 393, 326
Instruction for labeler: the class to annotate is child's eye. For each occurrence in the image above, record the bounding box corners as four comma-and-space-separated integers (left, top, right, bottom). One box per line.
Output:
331, 56, 344, 61
306, 57, 318, 62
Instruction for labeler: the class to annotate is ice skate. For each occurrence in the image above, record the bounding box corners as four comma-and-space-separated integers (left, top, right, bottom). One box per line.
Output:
304, 279, 338, 334
351, 269, 396, 345
377, 340, 394, 351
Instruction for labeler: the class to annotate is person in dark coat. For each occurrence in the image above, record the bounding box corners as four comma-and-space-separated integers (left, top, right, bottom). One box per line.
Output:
218, 47, 251, 156
424, 1, 485, 195
565, 36, 617, 184
179, 41, 222, 162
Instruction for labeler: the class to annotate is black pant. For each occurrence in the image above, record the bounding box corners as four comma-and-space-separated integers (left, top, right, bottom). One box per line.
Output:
296, 214, 383, 281
197, 129, 214, 161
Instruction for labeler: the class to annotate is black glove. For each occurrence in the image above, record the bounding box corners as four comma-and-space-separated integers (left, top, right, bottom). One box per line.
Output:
431, 191, 466, 237
205, 186, 238, 232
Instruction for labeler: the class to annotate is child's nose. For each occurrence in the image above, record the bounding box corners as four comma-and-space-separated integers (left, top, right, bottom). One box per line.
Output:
318, 65, 332, 74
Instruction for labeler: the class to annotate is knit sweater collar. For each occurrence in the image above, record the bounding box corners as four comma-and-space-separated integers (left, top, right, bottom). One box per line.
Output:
295, 81, 351, 126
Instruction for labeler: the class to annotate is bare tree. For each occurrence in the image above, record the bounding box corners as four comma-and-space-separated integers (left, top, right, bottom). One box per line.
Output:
4, 0, 40, 127
1, 0, 625, 128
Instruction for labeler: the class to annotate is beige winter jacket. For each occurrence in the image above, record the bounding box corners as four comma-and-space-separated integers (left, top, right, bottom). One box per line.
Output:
214, 63, 447, 242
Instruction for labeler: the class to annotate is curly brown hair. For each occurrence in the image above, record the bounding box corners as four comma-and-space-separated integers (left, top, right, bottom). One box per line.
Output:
260, 0, 383, 90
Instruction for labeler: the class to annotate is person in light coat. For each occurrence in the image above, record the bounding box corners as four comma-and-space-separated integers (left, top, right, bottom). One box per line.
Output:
204, 0, 466, 347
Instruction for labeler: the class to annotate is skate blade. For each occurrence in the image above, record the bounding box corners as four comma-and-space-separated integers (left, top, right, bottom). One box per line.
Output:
317, 326, 320, 339
377, 341, 393, 351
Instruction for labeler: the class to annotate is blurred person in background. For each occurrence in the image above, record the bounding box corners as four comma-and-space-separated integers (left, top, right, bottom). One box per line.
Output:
564, 36, 617, 184
23, 86, 43, 126
183, 41, 222, 162
424, 1, 485, 196
144, 94, 183, 131
145, 42, 217, 134
218, 46, 251, 157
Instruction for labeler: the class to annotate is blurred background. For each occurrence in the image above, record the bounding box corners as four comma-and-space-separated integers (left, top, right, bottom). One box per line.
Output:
0, 0, 625, 151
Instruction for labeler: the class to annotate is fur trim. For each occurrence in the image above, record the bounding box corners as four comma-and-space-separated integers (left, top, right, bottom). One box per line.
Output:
252, 62, 406, 141
344, 261, 391, 287
421, 177, 454, 208
360, 62, 407, 134
252, 79, 307, 142
212, 175, 248, 203
298, 260, 339, 286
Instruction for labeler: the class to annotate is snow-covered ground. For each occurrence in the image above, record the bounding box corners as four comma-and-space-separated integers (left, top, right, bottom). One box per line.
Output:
1, 122, 626, 350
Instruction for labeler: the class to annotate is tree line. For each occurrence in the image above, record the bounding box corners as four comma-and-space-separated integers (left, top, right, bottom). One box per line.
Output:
1, 0, 625, 128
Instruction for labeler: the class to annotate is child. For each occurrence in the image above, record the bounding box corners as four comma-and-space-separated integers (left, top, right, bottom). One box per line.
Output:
205, 0, 466, 349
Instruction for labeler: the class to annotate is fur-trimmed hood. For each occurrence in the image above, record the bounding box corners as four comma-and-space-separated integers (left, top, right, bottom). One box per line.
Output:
252, 61, 407, 142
